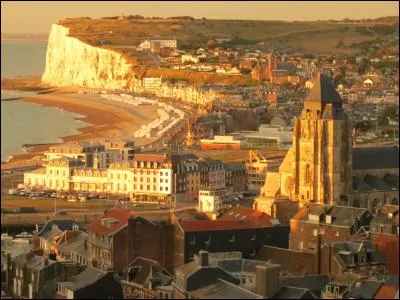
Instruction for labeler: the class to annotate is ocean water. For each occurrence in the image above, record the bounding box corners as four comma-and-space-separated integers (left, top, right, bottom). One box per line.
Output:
1, 40, 88, 162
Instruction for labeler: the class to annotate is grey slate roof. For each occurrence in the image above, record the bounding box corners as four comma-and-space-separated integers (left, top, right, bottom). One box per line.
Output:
304, 204, 371, 227
37, 220, 82, 236
280, 275, 330, 298
191, 278, 263, 299
57, 232, 88, 257
224, 162, 247, 172
353, 176, 374, 192
352, 146, 399, 170
273, 286, 317, 299
122, 257, 172, 288
344, 280, 383, 299
383, 174, 399, 189
41, 228, 63, 241
71, 266, 106, 291
305, 74, 342, 105
364, 174, 392, 190
13, 253, 55, 270
217, 259, 272, 274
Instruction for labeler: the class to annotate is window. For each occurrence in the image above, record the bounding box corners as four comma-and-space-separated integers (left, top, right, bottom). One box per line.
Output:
165, 179, 169, 183
153, 185, 156, 191
165, 187, 168, 192
160, 187, 163, 191
160, 178, 164, 183
190, 236, 196, 245
125, 174, 127, 180
147, 185, 150, 190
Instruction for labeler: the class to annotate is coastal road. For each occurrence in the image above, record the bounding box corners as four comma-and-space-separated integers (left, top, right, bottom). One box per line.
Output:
1, 203, 196, 226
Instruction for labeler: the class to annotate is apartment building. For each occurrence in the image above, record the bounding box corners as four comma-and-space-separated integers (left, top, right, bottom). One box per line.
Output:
289, 204, 373, 253
198, 158, 225, 190
44, 142, 104, 167
95, 139, 135, 169
24, 157, 85, 191
130, 153, 173, 202
139, 39, 177, 52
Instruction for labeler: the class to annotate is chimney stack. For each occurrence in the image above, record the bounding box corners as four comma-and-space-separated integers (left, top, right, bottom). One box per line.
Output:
198, 250, 209, 267
255, 264, 280, 298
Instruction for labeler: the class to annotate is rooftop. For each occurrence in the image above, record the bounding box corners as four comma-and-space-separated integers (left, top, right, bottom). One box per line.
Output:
87, 209, 133, 236
352, 146, 399, 170
191, 278, 263, 299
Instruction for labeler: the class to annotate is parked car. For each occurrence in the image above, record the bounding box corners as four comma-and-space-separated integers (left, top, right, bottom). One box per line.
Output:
54, 210, 67, 216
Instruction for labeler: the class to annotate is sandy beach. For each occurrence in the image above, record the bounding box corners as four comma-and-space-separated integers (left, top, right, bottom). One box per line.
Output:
2, 91, 159, 168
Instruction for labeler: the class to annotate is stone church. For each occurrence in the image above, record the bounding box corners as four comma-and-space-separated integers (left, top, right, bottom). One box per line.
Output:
254, 74, 399, 223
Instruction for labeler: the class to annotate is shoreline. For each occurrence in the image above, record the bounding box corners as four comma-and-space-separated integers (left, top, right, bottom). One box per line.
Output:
2, 92, 159, 168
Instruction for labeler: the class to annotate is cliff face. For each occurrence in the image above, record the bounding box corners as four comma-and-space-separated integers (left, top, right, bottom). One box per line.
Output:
42, 23, 253, 91
42, 24, 138, 89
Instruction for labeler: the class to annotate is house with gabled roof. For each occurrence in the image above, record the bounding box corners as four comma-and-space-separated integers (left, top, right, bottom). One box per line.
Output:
87, 209, 134, 272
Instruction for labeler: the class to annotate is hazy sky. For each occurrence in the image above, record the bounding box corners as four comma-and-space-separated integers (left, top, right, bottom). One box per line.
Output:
1, 1, 398, 34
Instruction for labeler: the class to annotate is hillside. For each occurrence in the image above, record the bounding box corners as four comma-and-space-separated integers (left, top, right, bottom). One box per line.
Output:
59, 16, 398, 52
50, 16, 398, 86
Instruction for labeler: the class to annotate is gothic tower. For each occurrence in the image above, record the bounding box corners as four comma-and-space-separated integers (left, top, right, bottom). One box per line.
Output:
254, 74, 353, 218
287, 74, 353, 206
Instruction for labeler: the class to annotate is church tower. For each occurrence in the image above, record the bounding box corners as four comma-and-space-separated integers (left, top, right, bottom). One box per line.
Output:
285, 74, 353, 206
254, 74, 353, 218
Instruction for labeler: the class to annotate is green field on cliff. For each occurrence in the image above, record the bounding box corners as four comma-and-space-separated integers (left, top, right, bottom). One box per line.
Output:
60, 16, 398, 54
57, 16, 398, 85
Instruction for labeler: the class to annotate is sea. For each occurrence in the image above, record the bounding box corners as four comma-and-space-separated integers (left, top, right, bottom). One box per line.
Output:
1, 40, 88, 162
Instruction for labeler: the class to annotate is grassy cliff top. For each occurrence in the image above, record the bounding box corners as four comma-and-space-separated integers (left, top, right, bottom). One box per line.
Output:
55, 16, 398, 85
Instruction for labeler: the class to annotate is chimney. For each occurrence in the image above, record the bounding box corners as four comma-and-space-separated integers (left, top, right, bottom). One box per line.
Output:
255, 264, 280, 298
198, 250, 209, 267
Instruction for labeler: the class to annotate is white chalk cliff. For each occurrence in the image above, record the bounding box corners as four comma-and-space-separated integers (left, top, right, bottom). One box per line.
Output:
42, 24, 138, 89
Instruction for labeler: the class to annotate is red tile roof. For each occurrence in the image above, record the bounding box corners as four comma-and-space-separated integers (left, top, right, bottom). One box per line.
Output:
218, 206, 273, 227
373, 284, 397, 299
87, 209, 134, 235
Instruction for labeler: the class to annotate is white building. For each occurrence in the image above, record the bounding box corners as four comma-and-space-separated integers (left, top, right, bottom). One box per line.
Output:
198, 189, 225, 213
139, 39, 177, 52
181, 54, 199, 64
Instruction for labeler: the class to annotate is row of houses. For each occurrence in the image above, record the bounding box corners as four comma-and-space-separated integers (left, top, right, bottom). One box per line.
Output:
2, 203, 398, 299
24, 152, 247, 204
